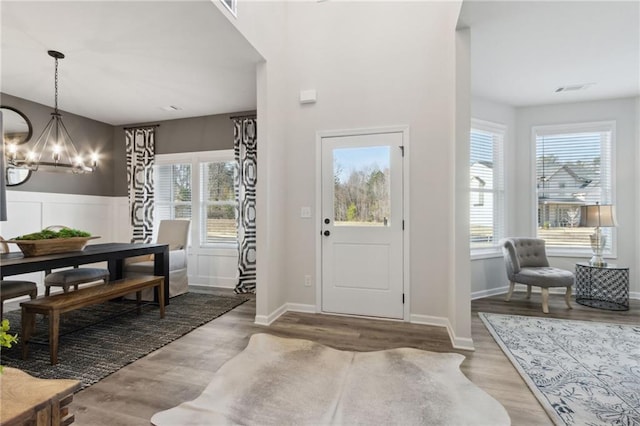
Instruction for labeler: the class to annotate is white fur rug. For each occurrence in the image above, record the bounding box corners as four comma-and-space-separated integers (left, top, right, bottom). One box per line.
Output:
151, 333, 510, 425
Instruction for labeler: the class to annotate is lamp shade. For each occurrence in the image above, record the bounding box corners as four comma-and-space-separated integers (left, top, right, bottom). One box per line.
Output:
580, 204, 617, 227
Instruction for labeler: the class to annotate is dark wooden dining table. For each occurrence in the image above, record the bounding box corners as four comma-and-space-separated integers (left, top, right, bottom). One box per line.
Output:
0, 242, 170, 305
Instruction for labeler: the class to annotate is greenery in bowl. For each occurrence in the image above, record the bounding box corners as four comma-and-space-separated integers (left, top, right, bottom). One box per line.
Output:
14, 228, 91, 240
0, 319, 18, 373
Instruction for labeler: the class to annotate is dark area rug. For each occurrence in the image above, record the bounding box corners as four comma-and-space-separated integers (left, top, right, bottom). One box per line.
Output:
0, 292, 249, 389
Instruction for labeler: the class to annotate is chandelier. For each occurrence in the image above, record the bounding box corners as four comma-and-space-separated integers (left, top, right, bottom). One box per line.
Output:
6, 50, 97, 173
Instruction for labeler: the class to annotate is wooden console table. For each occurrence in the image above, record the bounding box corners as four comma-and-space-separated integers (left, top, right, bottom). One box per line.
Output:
0, 367, 80, 426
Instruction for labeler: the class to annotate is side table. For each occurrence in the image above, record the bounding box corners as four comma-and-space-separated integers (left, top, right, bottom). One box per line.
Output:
575, 262, 629, 311
0, 367, 80, 426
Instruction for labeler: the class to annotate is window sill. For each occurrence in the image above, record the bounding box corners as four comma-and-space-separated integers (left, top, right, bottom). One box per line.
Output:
471, 248, 502, 260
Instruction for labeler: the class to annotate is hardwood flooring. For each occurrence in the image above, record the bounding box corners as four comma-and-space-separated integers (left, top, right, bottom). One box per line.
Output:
69, 290, 639, 425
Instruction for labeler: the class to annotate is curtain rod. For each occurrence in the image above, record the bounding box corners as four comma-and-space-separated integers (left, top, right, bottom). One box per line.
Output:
122, 124, 161, 131
229, 114, 256, 120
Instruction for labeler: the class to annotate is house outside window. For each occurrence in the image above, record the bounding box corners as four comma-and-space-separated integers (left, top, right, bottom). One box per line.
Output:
470, 119, 505, 253
534, 121, 615, 255
155, 150, 237, 249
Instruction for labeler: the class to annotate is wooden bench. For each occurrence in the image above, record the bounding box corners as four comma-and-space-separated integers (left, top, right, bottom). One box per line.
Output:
21, 275, 165, 365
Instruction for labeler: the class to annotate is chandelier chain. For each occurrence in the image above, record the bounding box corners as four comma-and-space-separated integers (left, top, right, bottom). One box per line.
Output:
54, 57, 59, 114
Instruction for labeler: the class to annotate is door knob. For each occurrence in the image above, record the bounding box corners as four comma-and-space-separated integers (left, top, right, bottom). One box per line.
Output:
323, 230, 331, 236
324, 218, 330, 224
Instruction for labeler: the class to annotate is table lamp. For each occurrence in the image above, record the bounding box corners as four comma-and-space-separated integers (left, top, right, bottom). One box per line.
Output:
579, 202, 617, 267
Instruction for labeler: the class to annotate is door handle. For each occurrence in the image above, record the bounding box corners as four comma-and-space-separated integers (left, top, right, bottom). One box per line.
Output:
323, 230, 331, 236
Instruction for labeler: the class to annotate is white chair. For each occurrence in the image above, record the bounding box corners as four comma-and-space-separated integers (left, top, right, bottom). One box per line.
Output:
125, 220, 191, 300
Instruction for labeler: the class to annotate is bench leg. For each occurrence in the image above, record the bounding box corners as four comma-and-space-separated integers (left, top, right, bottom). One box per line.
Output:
136, 291, 142, 315
22, 307, 36, 360
158, 280, 165, 319
49, 312, 60, 365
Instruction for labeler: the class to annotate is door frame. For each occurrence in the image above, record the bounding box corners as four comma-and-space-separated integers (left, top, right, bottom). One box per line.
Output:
315, 125, 411, 321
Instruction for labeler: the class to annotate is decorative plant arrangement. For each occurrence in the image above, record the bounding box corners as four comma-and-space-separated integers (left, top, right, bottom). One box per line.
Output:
7, 228, 99, 257
0, 319, 18, 373
14, 228, 91, 240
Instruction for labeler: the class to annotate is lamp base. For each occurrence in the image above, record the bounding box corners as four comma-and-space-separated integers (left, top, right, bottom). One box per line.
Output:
589, 255, 607, 267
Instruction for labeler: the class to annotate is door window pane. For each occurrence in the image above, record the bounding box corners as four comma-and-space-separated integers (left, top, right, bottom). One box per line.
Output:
333, 146, 390, 226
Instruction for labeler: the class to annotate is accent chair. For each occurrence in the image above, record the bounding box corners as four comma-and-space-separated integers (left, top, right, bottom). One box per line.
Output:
501, 237, 574, 314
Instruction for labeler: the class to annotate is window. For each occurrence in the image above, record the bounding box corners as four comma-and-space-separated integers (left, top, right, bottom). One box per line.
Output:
534, 122, 614, 254
155, 163, 192, 222
200, 161, 237, 245
155, 150, 237, 249
470, 119, 505, 252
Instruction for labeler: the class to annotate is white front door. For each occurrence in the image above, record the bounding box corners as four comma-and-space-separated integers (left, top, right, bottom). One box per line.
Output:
321, 131, 404, 319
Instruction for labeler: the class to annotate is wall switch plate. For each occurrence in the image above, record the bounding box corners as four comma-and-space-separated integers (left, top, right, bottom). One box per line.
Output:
300, 206, 312, 218
304, 275, 312, 287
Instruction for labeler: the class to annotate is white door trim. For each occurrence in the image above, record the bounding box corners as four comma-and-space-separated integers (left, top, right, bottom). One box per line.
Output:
315, 125, 411, 321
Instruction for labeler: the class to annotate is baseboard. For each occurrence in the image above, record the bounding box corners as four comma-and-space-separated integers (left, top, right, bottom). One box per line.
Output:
188, 284, 237, 293
254, 303, 288, 326
286, 303, 316, 313
630, 292, 639, 300
471, 286, 509, 300
410, 314, 475, 351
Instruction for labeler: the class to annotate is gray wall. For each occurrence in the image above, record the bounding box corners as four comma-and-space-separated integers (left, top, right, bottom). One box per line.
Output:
112, 111, 254, 196
1, 93, 115, 196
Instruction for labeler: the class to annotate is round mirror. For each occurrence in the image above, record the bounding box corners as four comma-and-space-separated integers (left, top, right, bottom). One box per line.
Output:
6, 166, 32, 186
1, 106, 33, 145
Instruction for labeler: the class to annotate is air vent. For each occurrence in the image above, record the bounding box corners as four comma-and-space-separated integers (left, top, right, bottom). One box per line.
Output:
555, 83, 595, 93
161, 105, 183, 111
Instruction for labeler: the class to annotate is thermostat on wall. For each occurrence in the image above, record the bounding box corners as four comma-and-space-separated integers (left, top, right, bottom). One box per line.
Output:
299, 89, 317, 104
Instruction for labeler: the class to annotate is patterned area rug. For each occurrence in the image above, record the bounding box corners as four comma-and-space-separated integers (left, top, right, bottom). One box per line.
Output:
0, 292, 249, 389
480, 313, 640, 425
152, 333, 511, 426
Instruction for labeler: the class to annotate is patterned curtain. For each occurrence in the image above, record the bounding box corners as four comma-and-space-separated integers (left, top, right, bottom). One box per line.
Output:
233, 117, 257, 293
126, 126, 156, 243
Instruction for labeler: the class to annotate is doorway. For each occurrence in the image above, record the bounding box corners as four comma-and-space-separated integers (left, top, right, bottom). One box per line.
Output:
318, 128, 407, 319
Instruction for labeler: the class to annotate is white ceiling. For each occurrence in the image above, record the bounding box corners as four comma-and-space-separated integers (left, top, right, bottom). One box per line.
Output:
459, 1, 640, 107
3, 1, 637, 124
1, 1, 262, 126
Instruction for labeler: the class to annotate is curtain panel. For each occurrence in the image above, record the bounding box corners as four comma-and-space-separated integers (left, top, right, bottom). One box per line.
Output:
126, 126, 156, 243
233, 117, 257, 294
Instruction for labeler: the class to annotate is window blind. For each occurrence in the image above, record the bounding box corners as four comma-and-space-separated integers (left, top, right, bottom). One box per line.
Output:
470, 122, 505, 250
200, 161, 237, 245
154, 163, 192, 223
535, 126, 613, 251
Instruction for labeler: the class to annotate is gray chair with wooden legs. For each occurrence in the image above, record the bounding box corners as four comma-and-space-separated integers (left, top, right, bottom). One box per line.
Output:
501, 238, 574, 314
0, 237, 38, 319
42, 225, 110, 295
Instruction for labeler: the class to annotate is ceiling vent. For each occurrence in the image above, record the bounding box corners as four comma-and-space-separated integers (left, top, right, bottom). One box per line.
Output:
161, 105, 183, 111
555, 83, 595, 93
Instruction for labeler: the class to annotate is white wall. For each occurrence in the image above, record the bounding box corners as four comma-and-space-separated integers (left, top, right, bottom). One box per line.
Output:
216, 1, 471, 343
1, 191, 127, 294
469, 96, 639, 300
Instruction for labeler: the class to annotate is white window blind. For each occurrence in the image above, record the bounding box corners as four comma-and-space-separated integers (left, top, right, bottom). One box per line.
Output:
200, 161, 237, 246
154, 163, 192, 223
470, 120, 505, 251
535, 123, 614, 253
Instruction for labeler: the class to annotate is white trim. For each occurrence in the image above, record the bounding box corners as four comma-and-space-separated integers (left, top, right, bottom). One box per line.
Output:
219, 0, 237, 17
410, 314, 475, 351
471, 286, 509, 300
315, 125, 411, 321
630, 292, 640, 300
470, 248, 502, 260
254, 303, 287, 326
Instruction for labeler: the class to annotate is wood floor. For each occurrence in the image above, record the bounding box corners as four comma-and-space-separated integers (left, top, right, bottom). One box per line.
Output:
69, 290, 640, 425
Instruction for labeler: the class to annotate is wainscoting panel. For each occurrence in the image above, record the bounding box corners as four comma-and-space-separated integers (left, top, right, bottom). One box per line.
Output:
3, 192, 240, 294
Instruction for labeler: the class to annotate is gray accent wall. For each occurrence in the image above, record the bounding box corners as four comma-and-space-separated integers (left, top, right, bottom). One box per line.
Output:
1, 93, 115, 196
112, 111, 255, 196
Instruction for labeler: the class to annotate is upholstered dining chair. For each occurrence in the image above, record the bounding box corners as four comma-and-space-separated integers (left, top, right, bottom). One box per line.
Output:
43, 225, 109, 296
501, 237, 574, 314
0, 237, 38, 319
125, 219, 191, 300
